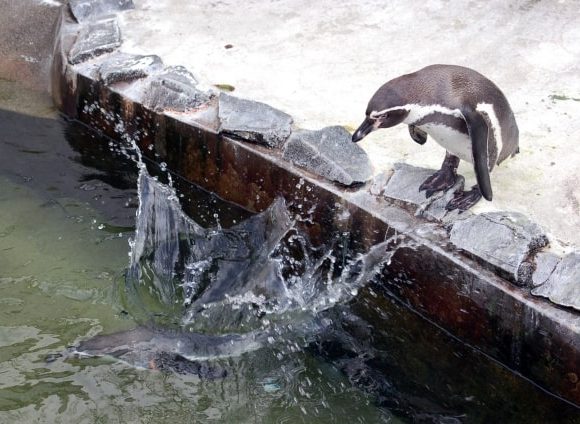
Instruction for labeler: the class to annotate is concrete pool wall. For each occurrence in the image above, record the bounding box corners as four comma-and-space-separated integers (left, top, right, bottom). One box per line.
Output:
51, 1, 580, 406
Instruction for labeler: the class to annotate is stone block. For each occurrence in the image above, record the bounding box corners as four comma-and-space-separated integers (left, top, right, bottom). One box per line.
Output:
423, 177, 466, 222
449, 212, 549, 285
69, 0, 134, 23
532, 252, 580, 311
69, 18, 121, 65
98, 53, 162, 85
531, 251, 561, 287
143, 66, 211, 112
282, 126, 373, 186
382, 163, 434, 206
368, 171, 393, 196
218, 94, 293, 148
381, 163, 464, 221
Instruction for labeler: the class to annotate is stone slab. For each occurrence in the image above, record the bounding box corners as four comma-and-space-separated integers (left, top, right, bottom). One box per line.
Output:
69, 19, 121, 65
381, 163, 465, 222
98, 53, 162, 85
450, 212, 549, 286
218, 93, 293, 148
368, 171, 393, 196
382, 163, 434, 207
423, 177, 466, 222
69, 0, 134, 23
282, 126, 372, 186
531, 251, 561, 287
532, 252, 580, 311
143, 66, 211, 112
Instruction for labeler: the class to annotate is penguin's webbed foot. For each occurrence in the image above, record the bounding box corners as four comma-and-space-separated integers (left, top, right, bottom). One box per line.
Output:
445, 185, 483, 212
419, 168, 457, 198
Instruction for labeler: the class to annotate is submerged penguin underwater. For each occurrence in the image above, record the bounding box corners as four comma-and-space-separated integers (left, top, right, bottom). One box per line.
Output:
352, 64, 519, 211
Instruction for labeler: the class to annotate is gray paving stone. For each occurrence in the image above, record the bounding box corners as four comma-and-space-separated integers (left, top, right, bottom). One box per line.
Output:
69, 0, 134, 23
531, 251, 561, 287
532, 252, 580, 311
218, 94, 293, 148
282, 126, 372, 186
143, 66, 211, 112
381, 163, 464, 221
98, 53, 162, 85
382, 163, 434, 206
423, 177, 465, 221
450, 212, 549, 285
368, 171, 393, 196
69, 19, 121, 65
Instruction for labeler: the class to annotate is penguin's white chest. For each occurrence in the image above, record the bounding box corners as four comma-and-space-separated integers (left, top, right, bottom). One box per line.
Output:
418, 123, 473, 163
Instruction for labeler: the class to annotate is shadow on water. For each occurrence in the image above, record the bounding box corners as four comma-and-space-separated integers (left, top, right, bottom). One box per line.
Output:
2, 106, 579, 423
0, 108, 138, 228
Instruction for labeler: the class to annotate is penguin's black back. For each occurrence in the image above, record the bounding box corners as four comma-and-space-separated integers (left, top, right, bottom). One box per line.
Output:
369, 64, 519, 161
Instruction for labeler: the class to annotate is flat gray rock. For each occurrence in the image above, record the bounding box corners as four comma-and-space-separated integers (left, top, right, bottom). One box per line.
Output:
69, 0, 134, 23
143, 66, 211, 112
382, 163, 464, 221
383, 163, 434, 206
531, 251, 561, 287
368, 171, 393, 196
532, 252, 580, 311
98, 53, 162, 85
449, 212, 549, 285
282, 126, 372, 186
218, 94, 293, 148
424, 177, 466, 222
69, 19, 121, 65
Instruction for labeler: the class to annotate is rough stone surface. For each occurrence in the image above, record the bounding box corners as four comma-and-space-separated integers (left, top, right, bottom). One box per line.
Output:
531, 251, 561, 287
382, 163, 434, 207
69, 19, 122, 65
381, 163, 464, 222
532, 252, 580, 311
450, 212, 549, 285
218, 93, 293, 148
423, 177, 466, 222
98, 53, 162, 85
368, 171, 393, 196
69, 0, 134, 23
282, 126, 373, 186
143, 66, 211, 112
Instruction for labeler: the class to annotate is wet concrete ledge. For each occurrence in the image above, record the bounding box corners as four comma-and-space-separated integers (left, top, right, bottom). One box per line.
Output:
51, 2, 580, 406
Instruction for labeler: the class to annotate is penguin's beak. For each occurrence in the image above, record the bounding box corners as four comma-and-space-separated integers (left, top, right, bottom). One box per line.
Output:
352, 118, 375, 143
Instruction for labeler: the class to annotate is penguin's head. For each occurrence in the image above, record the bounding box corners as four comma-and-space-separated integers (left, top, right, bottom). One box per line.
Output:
352, 86, 409, 143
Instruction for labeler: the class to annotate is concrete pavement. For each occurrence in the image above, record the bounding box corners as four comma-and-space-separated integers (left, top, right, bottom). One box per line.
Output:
116, 0, 580, 247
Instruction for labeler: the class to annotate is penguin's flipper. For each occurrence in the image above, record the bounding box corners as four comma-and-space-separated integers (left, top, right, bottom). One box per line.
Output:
462, 108, 493, 201
408, 125, 428, 145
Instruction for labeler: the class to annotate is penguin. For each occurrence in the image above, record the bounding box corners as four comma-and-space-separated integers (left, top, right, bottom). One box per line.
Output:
352, 64, 519, 211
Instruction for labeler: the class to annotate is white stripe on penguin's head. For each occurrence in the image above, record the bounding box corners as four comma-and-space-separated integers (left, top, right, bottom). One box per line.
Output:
369, 104, 464, 125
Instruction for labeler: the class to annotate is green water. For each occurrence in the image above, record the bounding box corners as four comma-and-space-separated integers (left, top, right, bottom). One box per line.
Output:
0, 85, 393, 423
0, 183, 384, 420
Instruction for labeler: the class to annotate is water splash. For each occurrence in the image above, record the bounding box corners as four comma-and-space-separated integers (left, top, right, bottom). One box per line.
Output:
88, 116, 405, 360
123, 165, 404, 349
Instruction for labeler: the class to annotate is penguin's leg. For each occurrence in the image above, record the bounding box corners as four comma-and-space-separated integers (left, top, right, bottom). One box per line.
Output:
445, 185, 482, 212
418, 152, 459, 198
